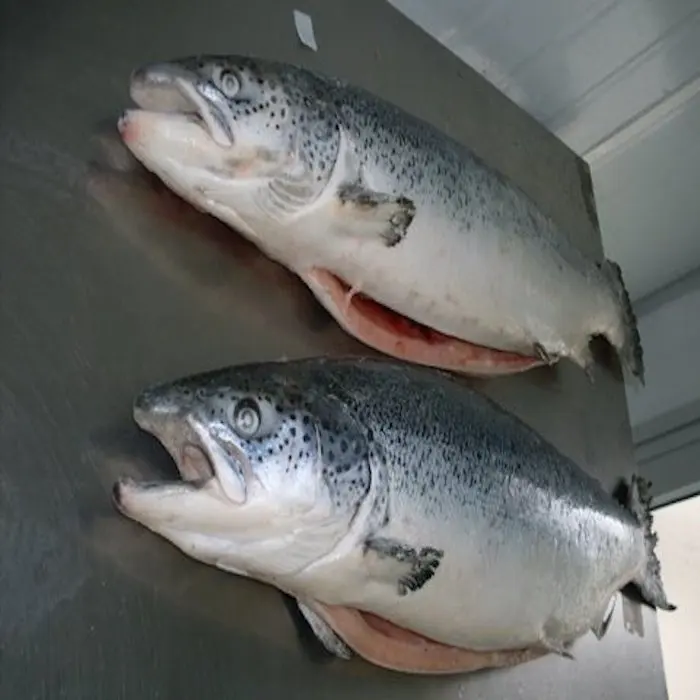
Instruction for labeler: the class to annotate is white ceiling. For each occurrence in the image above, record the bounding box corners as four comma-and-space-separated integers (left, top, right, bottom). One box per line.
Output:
389, 0, 700, 301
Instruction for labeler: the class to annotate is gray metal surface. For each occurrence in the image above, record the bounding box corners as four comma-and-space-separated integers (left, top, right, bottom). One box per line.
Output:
0, 0, 670, 698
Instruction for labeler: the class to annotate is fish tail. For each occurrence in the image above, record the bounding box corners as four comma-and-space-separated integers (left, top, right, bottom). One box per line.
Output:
614, 475, 676, 615
599, 259, 645, 385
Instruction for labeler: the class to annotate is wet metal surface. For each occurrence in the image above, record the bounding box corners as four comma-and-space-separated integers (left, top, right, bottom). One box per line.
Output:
0, 0, 669, 698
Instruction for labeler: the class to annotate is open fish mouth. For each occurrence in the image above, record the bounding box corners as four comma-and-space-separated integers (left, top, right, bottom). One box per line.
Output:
126, 63, 234, 147
173, 442, 215, 485
117, 398, 251, 505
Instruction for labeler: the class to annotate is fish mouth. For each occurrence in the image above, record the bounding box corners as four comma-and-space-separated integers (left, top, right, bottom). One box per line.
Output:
128, 400, 249, 504
175, 442, 215, 484
128, 63, 235, 147
131, 402, 215, 487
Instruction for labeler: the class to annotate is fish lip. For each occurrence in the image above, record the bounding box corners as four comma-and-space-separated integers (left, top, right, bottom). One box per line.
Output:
129, 63, 234, 147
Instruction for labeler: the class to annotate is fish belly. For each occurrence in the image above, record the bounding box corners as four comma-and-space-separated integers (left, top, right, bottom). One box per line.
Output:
298, 208, 609, 359
295, 502, 641, 653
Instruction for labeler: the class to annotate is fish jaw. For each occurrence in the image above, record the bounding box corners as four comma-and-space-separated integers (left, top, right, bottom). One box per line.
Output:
301, 268, 546, 377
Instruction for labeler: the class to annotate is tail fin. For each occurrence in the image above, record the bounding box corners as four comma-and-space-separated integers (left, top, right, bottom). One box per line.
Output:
599, 259, 645, 385
613, 475, 676, 616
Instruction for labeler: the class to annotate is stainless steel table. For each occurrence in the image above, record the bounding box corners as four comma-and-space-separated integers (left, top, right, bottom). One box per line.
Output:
0, 0, 670, 697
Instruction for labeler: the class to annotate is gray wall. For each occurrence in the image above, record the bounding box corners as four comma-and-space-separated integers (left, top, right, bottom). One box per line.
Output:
627, 268, 700, 507
0, 0, 670, 698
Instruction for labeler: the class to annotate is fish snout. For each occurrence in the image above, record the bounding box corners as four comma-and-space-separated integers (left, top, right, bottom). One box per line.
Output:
117, 110, 139, 144
132, 387, 184, 433
129, 63, 197, 113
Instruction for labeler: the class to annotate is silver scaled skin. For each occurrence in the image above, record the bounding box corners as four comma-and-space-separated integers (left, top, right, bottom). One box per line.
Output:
118, 55, 644, 382
113, 357, 673, 669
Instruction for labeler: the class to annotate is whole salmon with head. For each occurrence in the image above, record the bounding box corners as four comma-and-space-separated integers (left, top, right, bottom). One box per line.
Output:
113, 357, 673, 675
118, 55, 644, 381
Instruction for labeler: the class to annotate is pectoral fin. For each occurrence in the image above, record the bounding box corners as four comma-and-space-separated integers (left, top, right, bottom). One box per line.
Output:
363, 536, 444, 596
335, 182, 416, 247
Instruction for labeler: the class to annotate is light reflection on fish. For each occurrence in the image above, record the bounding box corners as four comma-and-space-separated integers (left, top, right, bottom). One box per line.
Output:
117, 55, 644, 382
112, 357, 673, 676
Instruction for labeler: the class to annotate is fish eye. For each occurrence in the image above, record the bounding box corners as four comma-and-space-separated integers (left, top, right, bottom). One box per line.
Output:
231, 398, 261, 438
218, 70, 240, 98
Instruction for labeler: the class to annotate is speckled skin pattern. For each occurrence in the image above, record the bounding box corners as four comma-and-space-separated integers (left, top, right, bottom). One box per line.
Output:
122, 55, 643, 381
116, 357, 658, 653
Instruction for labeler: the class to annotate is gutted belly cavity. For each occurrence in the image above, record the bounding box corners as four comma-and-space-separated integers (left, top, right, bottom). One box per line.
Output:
304, 268, 544, 377
313, 602, 546, 675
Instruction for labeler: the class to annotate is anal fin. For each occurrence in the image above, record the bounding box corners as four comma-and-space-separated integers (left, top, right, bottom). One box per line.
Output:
541, 620, 576, 659
534, 343, 557, 366
540, 637, 575, 660
591, 595, 617, 640
335, 182, 416, 247
363, 536, 444, 596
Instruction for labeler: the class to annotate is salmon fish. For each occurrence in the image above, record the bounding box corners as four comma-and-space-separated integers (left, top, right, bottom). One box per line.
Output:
113, 357, 673, 675
117, 55, 644, 382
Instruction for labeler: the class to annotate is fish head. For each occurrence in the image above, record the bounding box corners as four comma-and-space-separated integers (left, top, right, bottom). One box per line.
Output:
118, 56, 341, 238
114, 363, 371, 581
119, 56, 294, 177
